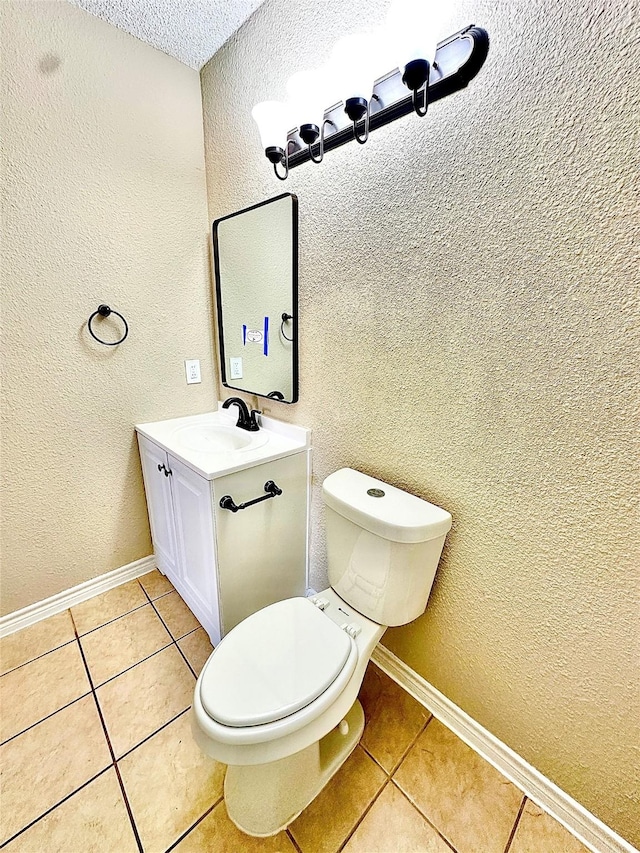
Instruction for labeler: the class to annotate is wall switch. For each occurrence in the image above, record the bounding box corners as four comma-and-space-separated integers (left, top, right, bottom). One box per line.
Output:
229, 357, 243, 379
185, 359, 201, 384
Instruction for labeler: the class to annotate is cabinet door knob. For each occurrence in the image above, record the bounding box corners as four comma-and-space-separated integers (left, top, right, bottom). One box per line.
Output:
157, 463, 172, 477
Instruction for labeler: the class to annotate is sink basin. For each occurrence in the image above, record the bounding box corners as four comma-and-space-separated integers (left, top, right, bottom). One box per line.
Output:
136, 406, 310, 480
172, 424, 268, 454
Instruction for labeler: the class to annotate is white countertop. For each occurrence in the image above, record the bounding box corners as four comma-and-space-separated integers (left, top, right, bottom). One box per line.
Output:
135, 405, 311, 481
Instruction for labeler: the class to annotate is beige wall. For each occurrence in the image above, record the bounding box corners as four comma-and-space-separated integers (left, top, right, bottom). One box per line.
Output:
0, 0, 215, 614
200, 0, 640, 844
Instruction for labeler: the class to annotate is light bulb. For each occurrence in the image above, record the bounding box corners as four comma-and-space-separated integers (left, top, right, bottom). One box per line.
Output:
286, 68, 327, 136
330, 33, 378, 107
251, 101, 291, 153
386, 0, 441, 70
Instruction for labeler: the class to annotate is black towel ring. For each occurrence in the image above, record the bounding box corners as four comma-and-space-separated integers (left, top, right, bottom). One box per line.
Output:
280, 312, 293, 342
87, 304, 129, 346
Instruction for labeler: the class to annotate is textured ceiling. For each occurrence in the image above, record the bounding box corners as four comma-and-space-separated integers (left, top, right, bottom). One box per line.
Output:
66, 0, 265, 69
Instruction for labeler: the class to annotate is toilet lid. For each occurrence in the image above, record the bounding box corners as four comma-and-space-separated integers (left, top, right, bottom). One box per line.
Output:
200, 597, 353, 728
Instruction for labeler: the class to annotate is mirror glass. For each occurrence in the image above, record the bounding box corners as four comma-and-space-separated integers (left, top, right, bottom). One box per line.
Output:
213, 193, 298, 403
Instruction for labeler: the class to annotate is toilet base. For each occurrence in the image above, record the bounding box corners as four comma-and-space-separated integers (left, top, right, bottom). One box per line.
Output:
224, 699, 365, 837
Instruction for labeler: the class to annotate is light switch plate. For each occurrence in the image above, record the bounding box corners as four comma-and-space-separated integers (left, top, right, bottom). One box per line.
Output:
229, 357, 243, 379
185, 359, 201, 384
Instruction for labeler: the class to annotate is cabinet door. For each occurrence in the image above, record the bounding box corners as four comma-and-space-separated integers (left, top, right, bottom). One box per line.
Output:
213, 451, 308, 635
168, 454, 221, 643
137, 435, 178, 580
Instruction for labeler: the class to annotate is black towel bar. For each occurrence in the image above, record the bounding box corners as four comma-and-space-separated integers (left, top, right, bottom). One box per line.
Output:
219, 481, 283, 513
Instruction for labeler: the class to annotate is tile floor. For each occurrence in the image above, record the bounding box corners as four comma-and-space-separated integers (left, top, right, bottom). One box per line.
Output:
0, 571, 591, 853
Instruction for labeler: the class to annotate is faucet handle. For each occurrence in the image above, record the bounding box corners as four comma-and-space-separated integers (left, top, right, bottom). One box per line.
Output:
246, 409, 262, 432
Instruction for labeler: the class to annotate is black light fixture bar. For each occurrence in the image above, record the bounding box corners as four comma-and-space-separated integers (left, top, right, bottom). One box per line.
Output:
286, 25, 489, 170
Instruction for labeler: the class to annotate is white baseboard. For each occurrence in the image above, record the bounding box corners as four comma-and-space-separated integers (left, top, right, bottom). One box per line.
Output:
371, 644, 637, 853
0, 555, 156, 638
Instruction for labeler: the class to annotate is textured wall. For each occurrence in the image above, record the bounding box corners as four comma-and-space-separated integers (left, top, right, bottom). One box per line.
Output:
1, 0, 215, 614
200, 0, 640, 843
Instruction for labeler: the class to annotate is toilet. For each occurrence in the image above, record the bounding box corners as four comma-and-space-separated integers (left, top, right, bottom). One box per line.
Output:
191, 467, 452, 836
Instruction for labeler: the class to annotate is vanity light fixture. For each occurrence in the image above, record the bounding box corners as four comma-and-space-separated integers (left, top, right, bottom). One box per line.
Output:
251, 101, 295, 180
330, 33, 379, 144
251, 2, 489, 180
286, 69, 325, 156
387, 0, 440, 117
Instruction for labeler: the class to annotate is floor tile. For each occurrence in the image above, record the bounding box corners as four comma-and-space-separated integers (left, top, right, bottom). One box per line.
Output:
153, 591, 201, 639
96, 645, 195, 757
139, 568, 174, 600
119, 710, 225, 853
359, 663, 430, 772
80, 603, 172, 686
290, 745, 387, 853
3, 768, 138, 853
0, 695, 111, 844
510, 799, 590, 853
342, 782, 451, 852
0, 642, 91, 743
174, 800, 297, 852
394, 718, 522, 853
178, 627, 214, 676
70, 580, 147, 635
0, 611, 76, 676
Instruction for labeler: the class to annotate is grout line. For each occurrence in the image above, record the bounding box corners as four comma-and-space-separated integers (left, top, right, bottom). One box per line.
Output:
352, 689, 456, 853
358, 738, 394, 778
74, 636, 110, 748
358, 741, 387, 774
116, 706, 191, 762
163, 796, 224, 853
0, 687, 92, 748
75, 601, 149, 639
87, 640, 175, 690
174, 646, 198, 679
0, 766, 113, 849
389, 779, 459, 853
503, 794, 528, 853
382, 715, 459, 853
286, 827, 304, 853
139, 581, 175, 606
390, 776, 460, 853
112, 761, 144, 853
337, 778, 391, 852
73, 611, 144, 853
178, 624, 206, 641
0, 636, 77, 678
147, 596, 201, 679
358, 712, 432, 780
147, 595, 188, 644
173, 634, 200, 679
388, 713, 433, 776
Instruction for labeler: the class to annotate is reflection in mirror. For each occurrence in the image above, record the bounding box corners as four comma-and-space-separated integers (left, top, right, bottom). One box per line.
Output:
213, 193, 298, 403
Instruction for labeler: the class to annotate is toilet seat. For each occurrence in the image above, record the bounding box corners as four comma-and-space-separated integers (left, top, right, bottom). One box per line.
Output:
200, 597, 354, 728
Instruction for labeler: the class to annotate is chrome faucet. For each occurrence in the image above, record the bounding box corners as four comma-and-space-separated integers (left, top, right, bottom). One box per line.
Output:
222, 397, 261, 432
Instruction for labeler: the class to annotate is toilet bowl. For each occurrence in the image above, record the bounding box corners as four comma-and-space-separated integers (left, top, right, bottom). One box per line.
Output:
191, 468, 452, 836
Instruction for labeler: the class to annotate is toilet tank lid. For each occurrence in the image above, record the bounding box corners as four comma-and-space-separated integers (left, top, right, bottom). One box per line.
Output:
322, 468, 452, 543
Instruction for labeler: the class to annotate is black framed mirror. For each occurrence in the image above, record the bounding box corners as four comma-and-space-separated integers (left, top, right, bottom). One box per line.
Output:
213, 193, 298, 404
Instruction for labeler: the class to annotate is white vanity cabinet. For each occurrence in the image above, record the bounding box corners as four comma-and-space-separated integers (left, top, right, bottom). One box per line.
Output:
136, 412, 310, 646
212, 452, 308, 633
138, 437, 221, 639
137, 435, 180, 579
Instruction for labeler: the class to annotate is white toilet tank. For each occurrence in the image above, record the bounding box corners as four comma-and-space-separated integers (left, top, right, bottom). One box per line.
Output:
322, 469, 452, 627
